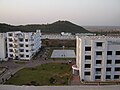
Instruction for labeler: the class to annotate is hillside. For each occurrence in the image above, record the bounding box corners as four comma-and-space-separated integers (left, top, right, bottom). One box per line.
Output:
0, 20, 89, 33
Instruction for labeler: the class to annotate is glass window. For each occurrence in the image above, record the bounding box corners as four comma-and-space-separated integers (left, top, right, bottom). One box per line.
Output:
9, 44, 13, 47
19, 49, 24, 52
25, 39, 28, 42
10, 54, 13, 57
96, 68, 101, 72
9, 49, 13, 52
106, 75, 111, 79
8, 38, 13, 42
96, 42, 102, 47
107, 60, 112, 64
115, 67, 120, 71
85, 47, 91, 51
19, 38, 23, 42
26, 45, 28, 47
26, 50, 29, 52
96, 60, 102, 64
95, 76, 101, 79
115, 60, 120, 64
20, 54, 24, 57
84, 72, 90, 75
106, 67, 111, 71
85, 64, 91, 68
107, 51, 112, 55
8, 33, 13, 36
19, 44, 24, 47
26, 55, 29, 57
116, 51, 120, 55
96, 51, 102, 55
85, 55, 91, 60
114, 75, 119, 79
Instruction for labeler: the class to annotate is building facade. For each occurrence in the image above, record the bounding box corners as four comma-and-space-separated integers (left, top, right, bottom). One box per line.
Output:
0, 33, 7, 61
7, 30, 41, 60
72, 36, 120, 81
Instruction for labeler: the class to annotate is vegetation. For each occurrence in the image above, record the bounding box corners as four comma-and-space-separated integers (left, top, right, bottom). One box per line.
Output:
14, 61, 27, 64
5, 63, 71, 86
0, 20, 89, 33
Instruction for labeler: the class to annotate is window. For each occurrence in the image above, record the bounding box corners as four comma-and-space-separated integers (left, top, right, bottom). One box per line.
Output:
19, 44, 24, 47
85, 64, 91, 68
115, 67, 120, 71
9, 44, 13, 47
106, 67, 111, 71
19, 38, 23, 42
115, 60, 120, 64
26, 55, 29, 57
19, 49, 24, 52
96, 68, 101, 72
106, 75, 111, 79
9, 49, 13, 52
84, 72, 90, 75
31, 44, 34, 46
25, 39, 28, 42
10, 54, 13, 57
96, 60, 102, 64
116, 51, 120, 55
114, 75, 119, 79
85, 55, 91, 60
8, 38, 13, 42
26, 44, 28, 47
96, 51, 102, 55
107, 51, 112, 55
26, 50, 29, 52
85, 47, 91, 51
96, 42, 102, 47
20, 54, 24, 57
8, 33, 13, 36
107, 60, 112, 64
95, 76, 101, 79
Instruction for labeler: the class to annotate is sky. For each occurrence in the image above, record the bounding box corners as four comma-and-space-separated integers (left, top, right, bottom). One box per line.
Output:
0, 0, 120, 26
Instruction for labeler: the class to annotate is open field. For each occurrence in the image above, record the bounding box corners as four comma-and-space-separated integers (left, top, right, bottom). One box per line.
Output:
5, 63, 71, 86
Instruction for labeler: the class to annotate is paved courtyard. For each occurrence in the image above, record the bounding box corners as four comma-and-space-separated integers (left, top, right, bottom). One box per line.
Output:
51, 50, 75, 58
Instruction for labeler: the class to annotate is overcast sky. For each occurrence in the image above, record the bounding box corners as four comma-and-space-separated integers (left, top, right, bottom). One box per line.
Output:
0, 0, 120, 26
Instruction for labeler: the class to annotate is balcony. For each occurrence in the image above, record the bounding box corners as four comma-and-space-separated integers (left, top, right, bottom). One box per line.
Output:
13, 44, 18, 48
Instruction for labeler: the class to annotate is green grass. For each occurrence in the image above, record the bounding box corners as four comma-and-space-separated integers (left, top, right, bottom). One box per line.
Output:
5, 63, 71, 86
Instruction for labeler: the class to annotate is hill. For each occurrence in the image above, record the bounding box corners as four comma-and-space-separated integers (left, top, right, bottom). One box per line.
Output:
0, 20, 89, 33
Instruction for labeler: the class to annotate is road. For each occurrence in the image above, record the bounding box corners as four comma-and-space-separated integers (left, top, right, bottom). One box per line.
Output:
0, 85, 120, 90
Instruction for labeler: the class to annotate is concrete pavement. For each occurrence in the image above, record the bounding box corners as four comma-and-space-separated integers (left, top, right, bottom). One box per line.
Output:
0, 85, 120, 90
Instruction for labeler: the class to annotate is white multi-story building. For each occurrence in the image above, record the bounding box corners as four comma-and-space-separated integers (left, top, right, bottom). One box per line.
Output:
7, 30, 41, 60
72, 36, 120, 81
0, 33, 7, 61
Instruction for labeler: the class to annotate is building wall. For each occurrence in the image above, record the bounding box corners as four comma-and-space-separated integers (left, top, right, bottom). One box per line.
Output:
0, 33, 6, 61
7, 30, 41, 60
76, 36, 120, 81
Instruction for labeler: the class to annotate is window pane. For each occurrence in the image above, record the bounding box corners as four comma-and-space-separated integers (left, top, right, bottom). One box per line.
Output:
116, 51, 120, 55
107, 51, 112, 55
85, 72, 90, 75
85, 47, 91, 51
96, 51, 102, 55
96, 42, 102, 47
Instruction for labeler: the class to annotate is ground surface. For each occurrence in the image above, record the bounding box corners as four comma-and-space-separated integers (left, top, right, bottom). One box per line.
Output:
0, 85, 120, 90
5, 63, 71, 86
